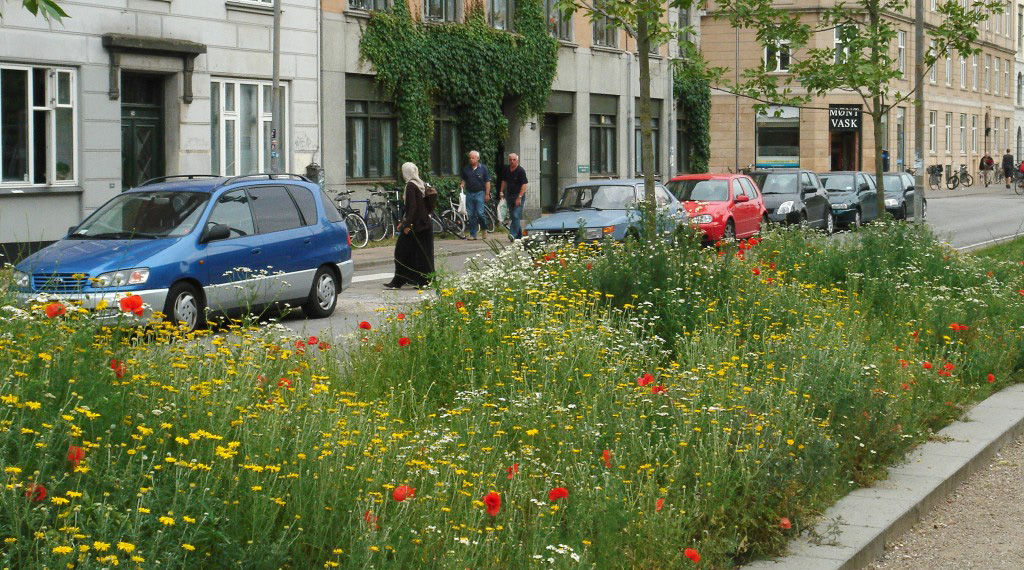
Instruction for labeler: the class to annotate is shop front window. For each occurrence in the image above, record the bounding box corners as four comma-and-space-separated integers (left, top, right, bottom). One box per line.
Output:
755, 106, 799, 168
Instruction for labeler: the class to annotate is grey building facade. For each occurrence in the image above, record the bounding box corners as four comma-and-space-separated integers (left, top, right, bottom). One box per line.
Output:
0, 0, 321, 257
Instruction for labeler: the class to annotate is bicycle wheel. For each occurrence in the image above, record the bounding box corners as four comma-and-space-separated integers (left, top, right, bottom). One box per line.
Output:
345, 212, 369, 249
441, 209, 467, 239
960, 173, 973, 187
928, 174, 941, 191
945, 175, 959, 190
1016, 180, 1024, 195
483, 205, 498, 232
365, 207, 388, 242
430, 212, 446, 235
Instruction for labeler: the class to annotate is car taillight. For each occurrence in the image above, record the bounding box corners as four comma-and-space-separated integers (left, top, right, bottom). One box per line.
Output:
347, 233, 352, 246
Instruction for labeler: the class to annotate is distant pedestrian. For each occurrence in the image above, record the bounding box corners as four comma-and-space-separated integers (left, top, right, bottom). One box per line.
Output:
383, 162, 435, 290
881, 149, 890, 172
499, 153, 528, 240
1003, 149, 1015, 188
981, 153, 995, 185
459, 150, 491, 240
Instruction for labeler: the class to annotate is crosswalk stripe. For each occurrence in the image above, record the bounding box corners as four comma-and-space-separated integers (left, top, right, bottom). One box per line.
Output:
352, 272, 393, 283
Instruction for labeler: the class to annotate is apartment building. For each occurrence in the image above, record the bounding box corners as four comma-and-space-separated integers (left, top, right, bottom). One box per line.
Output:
1016, 3, 1024, 158
0, 0, 321, 256
321, 0, 695, 214
702, 1, 1016, 176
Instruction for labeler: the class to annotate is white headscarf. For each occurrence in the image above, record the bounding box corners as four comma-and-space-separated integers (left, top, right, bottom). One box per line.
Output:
402, 162, 426, 196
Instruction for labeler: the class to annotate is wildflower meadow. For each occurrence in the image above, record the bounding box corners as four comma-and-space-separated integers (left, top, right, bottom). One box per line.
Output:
2, 222, 1023, 569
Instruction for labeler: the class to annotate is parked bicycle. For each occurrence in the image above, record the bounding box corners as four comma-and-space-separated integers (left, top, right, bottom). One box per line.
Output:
927, 165, 943, 191
1013, 170, 1024, 195
335, 190, 370, 249
431, 188, 467, 239
368, 186, 405, 240
953, 164, 973, 188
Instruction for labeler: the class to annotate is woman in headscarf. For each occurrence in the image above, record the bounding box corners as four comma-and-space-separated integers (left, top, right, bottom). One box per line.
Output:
383, 162, 436, 289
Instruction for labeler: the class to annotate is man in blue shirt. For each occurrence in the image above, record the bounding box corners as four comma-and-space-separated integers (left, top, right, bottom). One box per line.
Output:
459, 150, 491, 240
499, 153, 528, 240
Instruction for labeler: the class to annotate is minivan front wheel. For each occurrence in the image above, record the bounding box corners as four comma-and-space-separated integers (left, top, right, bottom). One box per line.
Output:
165, 282, 205, 333
303, 266, 338, 319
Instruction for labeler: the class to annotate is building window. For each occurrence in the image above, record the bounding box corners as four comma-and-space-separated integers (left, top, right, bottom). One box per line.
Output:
489, 0, 512, 30
1018, 127, 1022, 160
973, 54, 978, 90
755, 105, 800, 168
945, 56, 951, 86
895, 107, 906, 171
676, 117, 689, 173
897, 31, 906, 77
960, 113, 967, 152
545, 0, 571, 41
961, 57, 967, 89
593, 10, 618, 48
985, 54, 991, 92
424, 0, 456, 21
1008, 2, 1013, 36
993, 118, 999, 153
1005, 59, 1011, 96
972, 114, 978, 152
945, 112, 952, 153
834, 26, 851, 64
1006, 118, 1011, 149
346, 101, 397, 180
211, 79, 288, 176
1018, 72, 1022, 105
930, 0, 936, 10
929, 42, 937, 83
678, 6, 691, 44
590, 114, 617, 175
995, 58, 1001, 94
349, 0, 391, 11
928, 110, 936, 153
0, 65, 77, 186
634, 117, 660, 174
764, 41, 791, 72
431, 106, 460, 176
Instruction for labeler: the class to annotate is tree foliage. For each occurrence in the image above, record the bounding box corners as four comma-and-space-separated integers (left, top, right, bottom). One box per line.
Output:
359, 0, 558, 176
673, 58, 711, 173
0, 0, 68, 22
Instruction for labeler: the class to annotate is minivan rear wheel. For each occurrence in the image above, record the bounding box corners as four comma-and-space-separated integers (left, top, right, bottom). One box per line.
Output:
165, 282, 205, 333
303, 266, 338, 319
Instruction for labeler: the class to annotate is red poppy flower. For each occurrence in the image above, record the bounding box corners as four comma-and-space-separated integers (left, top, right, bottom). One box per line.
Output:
358, 321, 371, 330
911, 330, 919, 338
769, 262, 776, 270
548, 487, 569, 502
278, 378, 291, 388
109, 359, 126, 379
988, 373, 996, 383
752, 267, 761, 276
586, 262, 593, 270
938, 371, 951, 377
636, 374, 654, 387
318, 341, 331, 351
307, 336, 318, 346
483, 491, 501, 516
363, 509, 379, 529
684, 548, 700, 563
922, 361, 933, 370
396, 312, 406, 320
656, 498, 665, 512
765, 277, 773, 284
779, 516, 792, 529
506, 463, 519, 479
67, 445, 85, 468
899, 359, 908, 368
398, 337, 411, 347
44, 302, 66, 318
392, 485, 415, 501
455, 301, 465, 310
602, 449, 612, 468
943, 362, 955, 371
295, 340, 306, 351
1018, 289, 1024, 295
901, 383, 910, 391
119, 295, 144, 316
651, 385, 666, 394
24, 483, 46, 502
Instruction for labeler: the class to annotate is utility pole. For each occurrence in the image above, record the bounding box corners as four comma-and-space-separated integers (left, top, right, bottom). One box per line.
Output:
913, 0, 924, 223
270, 0, 282, 173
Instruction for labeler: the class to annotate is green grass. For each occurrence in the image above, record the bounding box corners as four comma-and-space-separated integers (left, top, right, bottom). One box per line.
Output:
2, 221, 1023, 569
972, 235, 1024, 262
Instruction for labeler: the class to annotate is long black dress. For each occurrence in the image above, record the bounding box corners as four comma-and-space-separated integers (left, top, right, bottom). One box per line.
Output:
390, 182, 434, 287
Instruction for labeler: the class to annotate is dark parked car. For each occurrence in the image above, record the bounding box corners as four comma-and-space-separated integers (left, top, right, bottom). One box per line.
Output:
818, 171, 880, 228
749, 169, 834, 233
871, 172, 928, 221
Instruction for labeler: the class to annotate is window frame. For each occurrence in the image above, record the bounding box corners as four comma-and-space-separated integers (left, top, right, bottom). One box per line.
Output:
1005, 58, 1011, 97
944, 112, 952, 153
430, 105, 461, 177
945, 56, 952, 86
633, 116, 660, 174
960, 113, 967, 152
834, 26, 851, 64
961, 57, 967, 89
0, 64, 78, 187
764, 40, 791, 73
246, 185, 304, 235
985, 54, 991, 92
593, 12, 618, 48
488, 0, 513, 31
346, 100, 398, 181
544, 0, 572, 41
348, 0, 391, 11
995, 57, 1001, 94
590, 113, 618, 176
928, 110, 936, 153
211, 78, 289, 177
972, 114, 978, 152
423, 0, 457, 22
973, 54, 979, 90
929, 41, 937, 83
897, 31, 906, 78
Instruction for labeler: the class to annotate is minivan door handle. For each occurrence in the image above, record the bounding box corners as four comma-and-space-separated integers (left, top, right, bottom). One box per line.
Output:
303, 237, 312, 245
252, 248, 261, 255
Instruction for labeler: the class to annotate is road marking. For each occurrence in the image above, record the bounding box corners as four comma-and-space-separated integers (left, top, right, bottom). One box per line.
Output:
956, 231, 1024, 251
352, 272, 392, 283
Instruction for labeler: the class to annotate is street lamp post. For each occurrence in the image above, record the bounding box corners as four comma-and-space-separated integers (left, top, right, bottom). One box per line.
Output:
913, 0, 924, 223
270, 0, 282, 174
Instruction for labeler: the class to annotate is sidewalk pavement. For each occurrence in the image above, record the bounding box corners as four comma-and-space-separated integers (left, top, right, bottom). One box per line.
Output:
350, 235, 499, 271
925, 177, 1022, 199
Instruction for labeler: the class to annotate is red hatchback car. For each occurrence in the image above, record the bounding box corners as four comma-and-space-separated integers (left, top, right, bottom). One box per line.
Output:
667, 174, 768, 241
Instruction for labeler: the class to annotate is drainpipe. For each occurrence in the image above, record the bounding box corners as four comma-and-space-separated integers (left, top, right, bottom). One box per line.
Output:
627, 52, 633, 178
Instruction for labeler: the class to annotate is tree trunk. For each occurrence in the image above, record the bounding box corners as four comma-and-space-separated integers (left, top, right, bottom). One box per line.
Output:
868, 1, 887, 219
637, 13, 657, 239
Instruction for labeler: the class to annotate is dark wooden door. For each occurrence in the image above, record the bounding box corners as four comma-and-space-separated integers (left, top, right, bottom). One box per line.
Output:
539, 121, 559, 212
121, 74, 164, 189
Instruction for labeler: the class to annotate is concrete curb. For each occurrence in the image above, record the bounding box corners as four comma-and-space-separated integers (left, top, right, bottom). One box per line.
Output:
744, 383, 1024, 570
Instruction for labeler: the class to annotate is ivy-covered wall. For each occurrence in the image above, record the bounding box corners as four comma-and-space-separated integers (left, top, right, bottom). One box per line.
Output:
359, 0, 558, 177
674, 62, 712, 174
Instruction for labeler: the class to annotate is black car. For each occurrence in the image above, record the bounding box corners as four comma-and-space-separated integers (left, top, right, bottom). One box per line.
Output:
871, 172, 928, 221
749, 169, 834, 233
818, 171, 880, 228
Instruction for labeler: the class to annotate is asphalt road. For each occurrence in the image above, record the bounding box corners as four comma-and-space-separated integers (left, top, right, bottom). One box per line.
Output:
279, 188, 1024, 338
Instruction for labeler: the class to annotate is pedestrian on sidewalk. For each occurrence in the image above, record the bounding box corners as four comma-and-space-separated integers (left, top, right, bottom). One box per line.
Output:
1002, 149, 1015, 188
499, 153, 528, 241
383, 162, 436, 290
459, 150, 491, 241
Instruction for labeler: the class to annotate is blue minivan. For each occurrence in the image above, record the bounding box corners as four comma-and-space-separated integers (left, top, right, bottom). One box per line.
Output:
11, 174, 353, 331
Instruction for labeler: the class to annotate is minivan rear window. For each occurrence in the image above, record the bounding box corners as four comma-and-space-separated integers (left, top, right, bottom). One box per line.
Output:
248, 186, 303, 234
287, 186, 318, 226
319, 189, 344, 223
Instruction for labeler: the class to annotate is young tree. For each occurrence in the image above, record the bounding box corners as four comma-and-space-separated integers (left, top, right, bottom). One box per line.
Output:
1, 0, 68, 21
713, 0, 1001, 218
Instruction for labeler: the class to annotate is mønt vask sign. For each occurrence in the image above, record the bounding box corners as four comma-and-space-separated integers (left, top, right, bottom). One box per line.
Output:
828, 105, 861, 132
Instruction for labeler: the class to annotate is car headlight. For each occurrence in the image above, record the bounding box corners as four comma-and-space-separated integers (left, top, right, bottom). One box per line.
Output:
92, 268, 150, 288
12, 269, 30, 289
885, 199, 899, 207
585, 226, 615, 239
692, 215, 713, 224
776, 201, 794, 215
831, 203, 849, 209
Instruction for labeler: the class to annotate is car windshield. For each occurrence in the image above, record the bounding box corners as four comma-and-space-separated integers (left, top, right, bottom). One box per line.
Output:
750, 173, 797, 194
71, 191, 210, 239
882, 176, 906, 193
557, 185, 638, 210
820, 175, 855, 192
667, 179, 730, 201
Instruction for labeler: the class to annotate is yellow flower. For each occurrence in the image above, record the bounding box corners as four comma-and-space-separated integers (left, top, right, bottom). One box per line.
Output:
4, 467, 21, 474
4, 538, 16, 544
182, 543, 195, 551
525, 429, 539, 436
93, 541, 110, 552
158, 516, 175, 526
117, 541, 135, 553
182, 516, 196, 524
52, 545, 73, 554
137, 507, 150, 514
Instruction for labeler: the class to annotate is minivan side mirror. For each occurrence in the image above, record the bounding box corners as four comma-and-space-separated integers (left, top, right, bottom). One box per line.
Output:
201, 223, 231, 243
735, 194, 750, 203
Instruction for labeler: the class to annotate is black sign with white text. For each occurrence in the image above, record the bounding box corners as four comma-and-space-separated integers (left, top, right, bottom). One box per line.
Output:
828, 105, 861, 132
